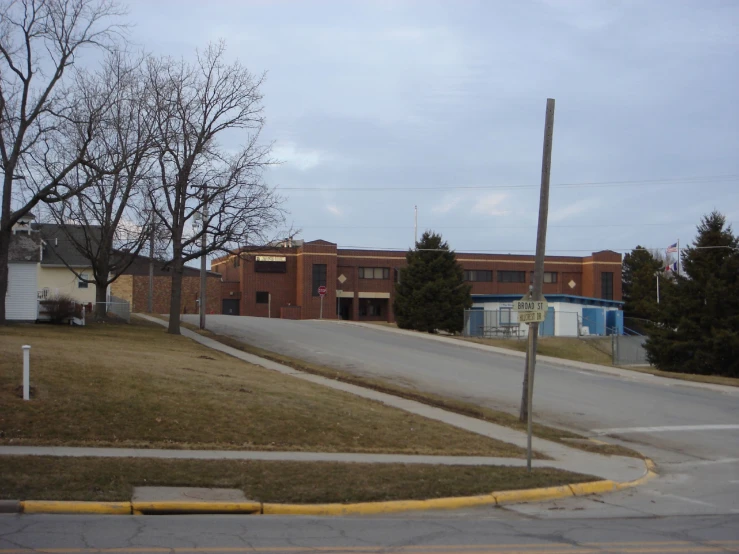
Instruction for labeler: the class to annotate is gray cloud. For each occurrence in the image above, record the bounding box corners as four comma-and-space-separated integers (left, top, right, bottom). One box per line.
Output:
127, 0, 739, 254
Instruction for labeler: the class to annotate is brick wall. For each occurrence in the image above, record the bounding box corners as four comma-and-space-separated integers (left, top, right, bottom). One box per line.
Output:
129, 274, 221, 314
220, 242, 622, 321
110, 275, 133, 304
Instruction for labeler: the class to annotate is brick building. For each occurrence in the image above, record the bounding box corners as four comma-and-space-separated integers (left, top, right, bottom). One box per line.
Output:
211, 239, 622, 324
111, 255, 221, 315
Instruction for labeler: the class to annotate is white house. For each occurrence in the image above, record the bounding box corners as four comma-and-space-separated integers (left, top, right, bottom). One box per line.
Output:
6, 214, 42, 321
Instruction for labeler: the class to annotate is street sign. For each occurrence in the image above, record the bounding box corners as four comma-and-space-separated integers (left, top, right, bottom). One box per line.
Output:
518, 310, 548, 323
317, 285, 327, 297
512, 297, 548, 324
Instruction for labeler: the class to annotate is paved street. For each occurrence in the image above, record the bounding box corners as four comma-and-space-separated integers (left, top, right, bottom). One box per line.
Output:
1, 513, 738, 553
183, 315, 739, 517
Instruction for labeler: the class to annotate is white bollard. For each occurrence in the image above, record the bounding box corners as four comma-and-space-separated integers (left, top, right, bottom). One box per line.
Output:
22, 345, 30, 401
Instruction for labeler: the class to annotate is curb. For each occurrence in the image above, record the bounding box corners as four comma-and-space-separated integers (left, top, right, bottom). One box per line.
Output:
9, 459, 657, 516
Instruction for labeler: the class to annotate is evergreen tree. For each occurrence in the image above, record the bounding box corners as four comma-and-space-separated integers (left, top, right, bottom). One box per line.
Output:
394, 231, 472, 333
622, 246, 663, 324
645, 212, 739, 377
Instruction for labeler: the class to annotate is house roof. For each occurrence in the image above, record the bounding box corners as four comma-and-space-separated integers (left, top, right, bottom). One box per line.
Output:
9, 232, 42, 263
304, 239, 336, 246
35, 224, 100, 267
119, 253, 221, 278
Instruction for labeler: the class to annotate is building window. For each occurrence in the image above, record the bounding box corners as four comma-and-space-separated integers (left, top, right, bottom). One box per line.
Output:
256, 291, 269, 304
233, 256, 240, 268
358, 267, 390, 279
499, 307, 512, 326
359, 298, 384, 316
463, 270, 493, 282
312, 264, 327, 296
78, 273, 89, 289
255, 260, 286, 273
529, 271, 558, 284
601, 272, 614, 300
498, 270, 526, 283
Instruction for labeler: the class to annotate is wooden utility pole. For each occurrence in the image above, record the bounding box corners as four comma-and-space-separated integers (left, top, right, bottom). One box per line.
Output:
521, 98, 555, 471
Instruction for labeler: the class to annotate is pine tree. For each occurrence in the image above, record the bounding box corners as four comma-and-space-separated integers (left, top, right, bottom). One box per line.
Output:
394, 231, 472, 333
622, 246, 663, 325
645, 212, 739, 377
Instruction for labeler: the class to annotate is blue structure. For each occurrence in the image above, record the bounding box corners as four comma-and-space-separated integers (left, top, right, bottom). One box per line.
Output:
606, 310, 624, 335
539, 307, 555, 336
581, 308, 606, 336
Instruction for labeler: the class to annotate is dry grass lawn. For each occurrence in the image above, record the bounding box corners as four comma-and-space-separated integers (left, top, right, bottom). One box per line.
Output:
0, 455, 597, 503
174, 320, 642, 459
459, 336, 614, 366
460, 335, 739, 387
0, 320, 527, 457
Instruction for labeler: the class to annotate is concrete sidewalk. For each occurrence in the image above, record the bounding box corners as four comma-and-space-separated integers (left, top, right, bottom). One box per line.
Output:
125, 314, 648, 484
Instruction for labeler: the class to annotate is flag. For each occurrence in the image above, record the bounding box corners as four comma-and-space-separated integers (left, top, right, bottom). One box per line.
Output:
664, 262, 678, 272
666, 243, 678, 253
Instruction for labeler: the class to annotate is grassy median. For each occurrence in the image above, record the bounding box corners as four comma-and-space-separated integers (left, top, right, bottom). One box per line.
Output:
0, 456, 597, 503
0, 320, 529, 457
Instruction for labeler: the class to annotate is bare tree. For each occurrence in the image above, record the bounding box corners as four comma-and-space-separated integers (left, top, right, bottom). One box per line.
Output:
48, 51, 156, 319
0, 0, 125, 323
146, 42, 285, 334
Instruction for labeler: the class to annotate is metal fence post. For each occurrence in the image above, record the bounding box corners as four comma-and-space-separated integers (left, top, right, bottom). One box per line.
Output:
22, 345, 30, 400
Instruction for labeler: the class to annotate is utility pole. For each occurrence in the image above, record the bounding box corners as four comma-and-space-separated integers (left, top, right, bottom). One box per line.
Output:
199, 184, 209, 330
520, 98, 555, 472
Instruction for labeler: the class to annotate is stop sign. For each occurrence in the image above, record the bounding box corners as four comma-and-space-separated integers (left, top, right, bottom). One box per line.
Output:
317, 285, 327, 297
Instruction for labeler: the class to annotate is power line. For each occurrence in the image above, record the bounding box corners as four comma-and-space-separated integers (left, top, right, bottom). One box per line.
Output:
294, 222, 699, 230
278, 174, 739, 192
336, 245, 738, 254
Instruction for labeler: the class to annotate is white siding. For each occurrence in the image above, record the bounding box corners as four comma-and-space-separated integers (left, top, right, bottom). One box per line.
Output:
6, 263, 38, 321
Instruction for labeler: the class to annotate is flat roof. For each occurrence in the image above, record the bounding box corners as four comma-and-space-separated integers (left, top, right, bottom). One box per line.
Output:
472, 293, 624, 308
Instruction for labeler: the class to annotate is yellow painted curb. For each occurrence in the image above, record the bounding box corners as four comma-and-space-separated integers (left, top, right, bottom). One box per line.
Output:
18, 459, 658, 516
493, 485, 573, 505
568, 480, 618, 496
21, 501, 131, 515
263, 494, 498, 516
131, 501, 262, 514
615, 457, 658, 490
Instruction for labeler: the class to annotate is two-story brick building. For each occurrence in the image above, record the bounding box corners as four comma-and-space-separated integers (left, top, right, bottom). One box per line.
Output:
211, 239, 623, 330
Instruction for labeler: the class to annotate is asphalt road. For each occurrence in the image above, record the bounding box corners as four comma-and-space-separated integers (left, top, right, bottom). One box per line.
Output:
1, 513, 737, 553
181, 315, 739, 517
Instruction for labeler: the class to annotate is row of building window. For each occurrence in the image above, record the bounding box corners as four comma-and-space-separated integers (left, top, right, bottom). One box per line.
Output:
463, 270, 559, 284
299, 263, 612, 300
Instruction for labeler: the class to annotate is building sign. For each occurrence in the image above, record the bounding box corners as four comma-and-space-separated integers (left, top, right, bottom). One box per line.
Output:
255, 256, 287, 262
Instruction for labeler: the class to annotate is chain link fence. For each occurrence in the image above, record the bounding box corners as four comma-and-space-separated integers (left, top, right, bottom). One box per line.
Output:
612, 335, 649, 366
93, 295, 131, 323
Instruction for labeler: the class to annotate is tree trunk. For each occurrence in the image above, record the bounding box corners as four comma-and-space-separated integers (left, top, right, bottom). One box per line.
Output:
168, 259, 184, 335
94, 280, 108, 320
0, 230, 10, 324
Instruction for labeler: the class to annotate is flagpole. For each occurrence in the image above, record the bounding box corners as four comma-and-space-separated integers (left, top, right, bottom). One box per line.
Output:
656, 272, 660, 304
677, 239, 680, 277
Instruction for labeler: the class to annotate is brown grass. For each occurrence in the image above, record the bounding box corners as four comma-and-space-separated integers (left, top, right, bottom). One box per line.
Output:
459, 335, 739, 388
0, 455, 597, 503
170, 319, 643, 459
459, 336, 614, 366
0, 320, 528, 457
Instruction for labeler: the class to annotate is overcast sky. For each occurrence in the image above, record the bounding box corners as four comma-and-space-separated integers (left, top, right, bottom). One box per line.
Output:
127, 0, 738, 255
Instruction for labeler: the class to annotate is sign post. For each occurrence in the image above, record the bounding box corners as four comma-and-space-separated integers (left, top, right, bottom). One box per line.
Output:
517, 98, 555, 472
513, 294, 549, 472
318, 285, 327, 319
